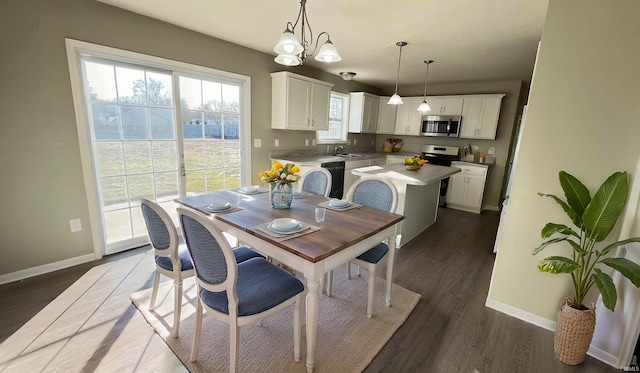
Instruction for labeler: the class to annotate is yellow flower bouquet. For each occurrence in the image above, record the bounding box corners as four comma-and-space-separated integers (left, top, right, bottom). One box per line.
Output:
259, 161, 300, 209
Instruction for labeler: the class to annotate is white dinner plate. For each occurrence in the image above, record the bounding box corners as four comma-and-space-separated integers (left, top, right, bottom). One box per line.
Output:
267, 222, 307, 234
329, 200, 351, 208
205, 202, 232, 212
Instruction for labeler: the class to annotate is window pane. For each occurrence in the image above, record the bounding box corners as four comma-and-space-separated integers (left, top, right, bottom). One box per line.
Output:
204, 112, 222, 139
150, 108, 175, 139
124, 141, 152, 173
92, 103, 121, 140
222, 84, 240, 113
104, 209, 132, 243
155, 171, 179, 199
186, 170, 205, 195
203, 81, 222, 111
180, 76, 202, 110
121, 106, 148, 140
127, 173, 154, 202
224, 114, 240, 139
96, 142, 124, 176
101, 176, 127, 208
85, 61, 117, 103
152, 142, 178, 172
146, 72, 173, 107
184, 140, 204, 169
116, 66, 146, 105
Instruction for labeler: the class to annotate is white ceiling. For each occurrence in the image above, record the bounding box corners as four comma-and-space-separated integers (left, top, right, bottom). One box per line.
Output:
98, 0, 549, 88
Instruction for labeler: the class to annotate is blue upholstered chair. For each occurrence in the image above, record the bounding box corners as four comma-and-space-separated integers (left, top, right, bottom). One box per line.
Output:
178, 206, 305, 372
300, 167, 332, 197
326, 178, 398, 318
140, 198, 261, 338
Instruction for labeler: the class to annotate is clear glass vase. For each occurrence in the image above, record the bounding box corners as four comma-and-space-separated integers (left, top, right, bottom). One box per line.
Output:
270, 182, 293, 209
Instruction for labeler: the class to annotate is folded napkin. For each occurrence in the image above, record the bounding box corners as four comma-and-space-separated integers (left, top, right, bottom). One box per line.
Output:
252, 221, 320, 241
318, 200, 362, 211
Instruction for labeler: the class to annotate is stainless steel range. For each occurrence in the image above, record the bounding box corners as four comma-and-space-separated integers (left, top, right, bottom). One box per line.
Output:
420, 145, 461, 207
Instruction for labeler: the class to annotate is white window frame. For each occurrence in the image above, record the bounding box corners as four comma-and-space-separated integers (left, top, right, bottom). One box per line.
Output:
317, 92, 349, 144
65, 38, 251, 259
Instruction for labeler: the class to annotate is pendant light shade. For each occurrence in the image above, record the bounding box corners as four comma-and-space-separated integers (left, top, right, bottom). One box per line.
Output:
417, 60, 434, 112
274, 0, 341, 66
388, 41, 407, 105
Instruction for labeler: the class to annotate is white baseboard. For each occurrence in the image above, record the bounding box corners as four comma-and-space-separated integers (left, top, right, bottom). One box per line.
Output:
0, 253, 97, 285
486, 298, 621, 368
483, 204, 500, 212
485, 298, 556, 331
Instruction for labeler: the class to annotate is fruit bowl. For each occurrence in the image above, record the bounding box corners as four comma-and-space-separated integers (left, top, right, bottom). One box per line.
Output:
405, 165, 421, 171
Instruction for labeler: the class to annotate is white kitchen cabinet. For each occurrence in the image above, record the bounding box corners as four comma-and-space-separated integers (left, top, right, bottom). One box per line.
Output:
459, 94, 505, 139
446, 162, 488, 214
271, 71, 333, 131
423, 96, 463, 115
394, 97, 423, 135
348, 92, 379, 133
376, 97, 397, 134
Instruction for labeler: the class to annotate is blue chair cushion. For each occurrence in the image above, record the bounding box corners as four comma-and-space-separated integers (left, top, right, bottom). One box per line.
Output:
233, 246, 264, 263
199, 257, 305, 316
356, 242, 388, 264
156, 244, 194, 271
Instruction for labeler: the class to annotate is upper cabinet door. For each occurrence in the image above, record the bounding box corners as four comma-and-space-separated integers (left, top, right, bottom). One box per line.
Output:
459, 94, 504, 139
393, 97, 422, 136
424, 97, 463, 115
271, 71, 333, 131
376, 97, 397, 134
310, 83, 330, 130
348, 92, 379, 133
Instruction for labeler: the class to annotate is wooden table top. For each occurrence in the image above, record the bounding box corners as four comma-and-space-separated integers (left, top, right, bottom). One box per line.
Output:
176, 190, 404, 263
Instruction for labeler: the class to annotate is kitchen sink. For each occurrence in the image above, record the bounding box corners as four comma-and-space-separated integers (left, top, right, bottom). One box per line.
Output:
337, 154, 364, 158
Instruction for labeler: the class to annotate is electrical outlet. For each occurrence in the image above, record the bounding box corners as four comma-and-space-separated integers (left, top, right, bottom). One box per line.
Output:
254, 138, 261, 148
69, 218, 82, 233
305, 139, 309, 146
488, 147, 496, 155
354, 139, 358, 146
275, 139, 280, 147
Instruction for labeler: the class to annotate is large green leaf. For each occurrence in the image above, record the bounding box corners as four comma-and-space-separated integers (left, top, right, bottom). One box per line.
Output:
541, 223, 579, 239
601, 257, 640, 287
559, 171, 591, 218
592, 269, 617, 311
533, 237, 567, 255
537, 256, 579, 274
582, 172, 629, 242
601, 237, 640, 256
538, 192, 581, 228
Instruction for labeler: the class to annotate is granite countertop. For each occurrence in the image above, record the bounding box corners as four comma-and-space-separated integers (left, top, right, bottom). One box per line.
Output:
269, 150, 418, 165
351, 163, 461, 186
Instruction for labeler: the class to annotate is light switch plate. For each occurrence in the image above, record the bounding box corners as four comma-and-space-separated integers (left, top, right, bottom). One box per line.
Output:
488, 147, 496, 155
254, 139, 261, 148
69, 219, 82, 233
275, 139, 280, 147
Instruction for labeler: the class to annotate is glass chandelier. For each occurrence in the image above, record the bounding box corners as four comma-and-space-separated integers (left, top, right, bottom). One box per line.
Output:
273, 0, 341, 67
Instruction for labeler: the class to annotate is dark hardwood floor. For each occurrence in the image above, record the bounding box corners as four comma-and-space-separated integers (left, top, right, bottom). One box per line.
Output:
0, 207, 619, 372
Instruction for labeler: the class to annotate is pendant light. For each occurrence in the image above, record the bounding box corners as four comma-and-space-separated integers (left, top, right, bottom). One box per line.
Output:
388, 41, 407, 105
417, 60, 434, 112
274, 0, 341, 66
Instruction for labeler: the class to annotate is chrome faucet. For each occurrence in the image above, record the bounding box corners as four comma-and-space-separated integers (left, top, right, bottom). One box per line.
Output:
334, 145, 345, 156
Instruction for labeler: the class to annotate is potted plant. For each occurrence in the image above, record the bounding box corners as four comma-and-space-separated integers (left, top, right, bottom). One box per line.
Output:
534, 171, 640, 365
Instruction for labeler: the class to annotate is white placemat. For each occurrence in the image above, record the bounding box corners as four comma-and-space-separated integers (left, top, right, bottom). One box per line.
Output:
318, 200, 362, 211
252, 221, 320, 241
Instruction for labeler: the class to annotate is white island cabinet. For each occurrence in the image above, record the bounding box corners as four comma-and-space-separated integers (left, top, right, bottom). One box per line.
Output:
446, 161, 489, 213
351, 163, 460, 247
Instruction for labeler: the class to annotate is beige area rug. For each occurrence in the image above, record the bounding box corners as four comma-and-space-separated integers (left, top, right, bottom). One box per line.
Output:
130, 272, 421, 372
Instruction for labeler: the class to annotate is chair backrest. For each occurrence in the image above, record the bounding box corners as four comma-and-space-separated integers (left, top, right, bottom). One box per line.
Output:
301, 167, 332, 197
140, 198, 179, 258
177, 207, 239, 299
346, 177, 398, 213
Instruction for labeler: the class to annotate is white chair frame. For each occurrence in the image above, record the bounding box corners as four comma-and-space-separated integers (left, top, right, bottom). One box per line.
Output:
177, 207, 302, 372
325, 177, 398, 318
140, 198, 194, 338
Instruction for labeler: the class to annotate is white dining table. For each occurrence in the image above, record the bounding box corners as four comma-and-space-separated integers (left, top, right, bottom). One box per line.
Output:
176, 190, 404, 372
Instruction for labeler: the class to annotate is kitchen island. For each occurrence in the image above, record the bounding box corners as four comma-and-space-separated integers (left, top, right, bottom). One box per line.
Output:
351, 163, 460, 247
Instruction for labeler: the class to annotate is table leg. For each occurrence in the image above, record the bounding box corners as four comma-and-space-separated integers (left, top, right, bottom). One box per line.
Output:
385, 234, 397, 307
305, 279, 320, 373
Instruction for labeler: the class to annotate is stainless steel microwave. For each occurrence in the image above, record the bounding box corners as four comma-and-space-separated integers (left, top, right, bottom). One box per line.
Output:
421, 115, 462, 137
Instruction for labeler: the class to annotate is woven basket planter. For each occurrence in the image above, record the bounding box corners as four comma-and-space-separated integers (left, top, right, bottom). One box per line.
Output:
554, 298, 596, 365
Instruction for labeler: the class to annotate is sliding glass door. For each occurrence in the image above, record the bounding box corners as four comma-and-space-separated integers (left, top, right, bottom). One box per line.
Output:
68, 40, 250, 255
